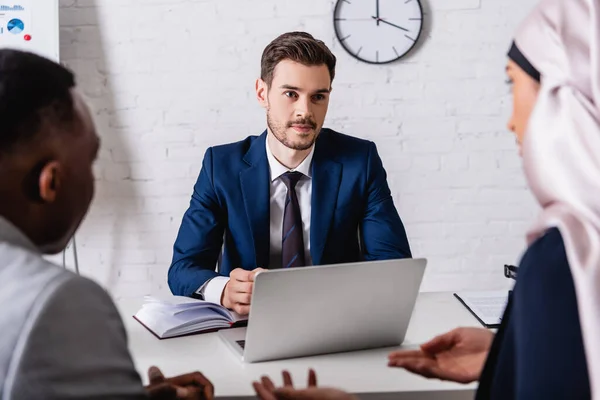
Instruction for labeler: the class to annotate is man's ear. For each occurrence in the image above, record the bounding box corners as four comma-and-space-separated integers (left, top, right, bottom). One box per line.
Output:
38, 161, 62, 203
255, 78, 269, 109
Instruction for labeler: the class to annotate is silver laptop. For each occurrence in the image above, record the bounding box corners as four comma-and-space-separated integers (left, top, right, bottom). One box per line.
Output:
219, 258, 427, 363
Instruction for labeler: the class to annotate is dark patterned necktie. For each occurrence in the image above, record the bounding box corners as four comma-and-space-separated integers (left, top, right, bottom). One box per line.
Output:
281, 171, 305, 268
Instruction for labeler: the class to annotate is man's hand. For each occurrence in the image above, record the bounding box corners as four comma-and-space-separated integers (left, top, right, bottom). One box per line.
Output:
145, 366, 214, 400
253, 370, 357, 400
221, 268, 266, 315
388, 327, 494, 384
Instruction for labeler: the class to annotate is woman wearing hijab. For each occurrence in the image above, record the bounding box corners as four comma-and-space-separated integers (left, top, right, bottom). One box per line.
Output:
253, 0, 600, 398
389, 0, 599, 397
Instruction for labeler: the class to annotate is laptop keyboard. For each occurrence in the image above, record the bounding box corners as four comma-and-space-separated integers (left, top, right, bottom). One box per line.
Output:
236, 340, 246, 349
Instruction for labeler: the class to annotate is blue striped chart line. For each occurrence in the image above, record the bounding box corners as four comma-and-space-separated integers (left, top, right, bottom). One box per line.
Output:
0, 5, 25, 11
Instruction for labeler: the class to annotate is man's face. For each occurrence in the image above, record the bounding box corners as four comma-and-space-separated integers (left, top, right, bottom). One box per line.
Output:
257, 60, 332, 151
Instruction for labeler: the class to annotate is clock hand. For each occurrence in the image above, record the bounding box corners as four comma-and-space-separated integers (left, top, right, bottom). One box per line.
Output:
376, 0, 380, 25
371, 16, 409, 32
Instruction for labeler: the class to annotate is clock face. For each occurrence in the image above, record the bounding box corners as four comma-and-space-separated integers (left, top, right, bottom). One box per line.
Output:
334, 0, 424, 64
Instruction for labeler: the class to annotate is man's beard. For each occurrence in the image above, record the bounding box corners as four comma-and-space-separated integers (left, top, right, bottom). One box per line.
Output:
267, 109, 319, 151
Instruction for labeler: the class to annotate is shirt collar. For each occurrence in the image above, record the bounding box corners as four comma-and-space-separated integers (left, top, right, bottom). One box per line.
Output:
265, 137, 314, 182
0, 216, 39, 253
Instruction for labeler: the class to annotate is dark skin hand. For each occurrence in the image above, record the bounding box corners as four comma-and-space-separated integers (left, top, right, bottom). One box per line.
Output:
253, 370, 357, 400
145, 366, 214, 400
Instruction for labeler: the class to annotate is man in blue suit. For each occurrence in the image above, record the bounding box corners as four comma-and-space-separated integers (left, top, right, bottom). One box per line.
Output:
168, 32, 411, 315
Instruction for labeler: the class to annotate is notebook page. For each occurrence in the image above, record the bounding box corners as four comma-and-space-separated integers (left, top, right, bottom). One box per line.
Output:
454, 291, 509, 327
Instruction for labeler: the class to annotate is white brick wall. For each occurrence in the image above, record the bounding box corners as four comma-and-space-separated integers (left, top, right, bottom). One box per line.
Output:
57, 0, 539, 299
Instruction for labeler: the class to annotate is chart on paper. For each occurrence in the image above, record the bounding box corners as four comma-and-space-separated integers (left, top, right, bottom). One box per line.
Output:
0, 1, 59, 62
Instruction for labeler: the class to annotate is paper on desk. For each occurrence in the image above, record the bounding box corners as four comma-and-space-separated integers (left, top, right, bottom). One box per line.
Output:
141, 295, 247, 322
454, 291, 509, 328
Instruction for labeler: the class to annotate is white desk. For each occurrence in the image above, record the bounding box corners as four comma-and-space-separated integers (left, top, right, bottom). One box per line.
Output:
117, 292, 482, 400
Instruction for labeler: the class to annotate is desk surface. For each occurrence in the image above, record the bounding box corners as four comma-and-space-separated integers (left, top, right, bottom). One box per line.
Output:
117, 292, 482, 400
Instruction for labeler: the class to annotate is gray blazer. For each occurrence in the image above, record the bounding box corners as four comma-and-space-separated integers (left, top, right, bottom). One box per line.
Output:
0, 217, 147, 399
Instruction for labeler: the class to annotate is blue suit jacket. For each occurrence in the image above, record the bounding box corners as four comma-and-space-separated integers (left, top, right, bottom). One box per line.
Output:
168, 128, 411, 296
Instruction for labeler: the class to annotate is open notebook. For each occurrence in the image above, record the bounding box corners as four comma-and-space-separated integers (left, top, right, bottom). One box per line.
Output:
133, 296, 247, 339
453, 291, 510, 329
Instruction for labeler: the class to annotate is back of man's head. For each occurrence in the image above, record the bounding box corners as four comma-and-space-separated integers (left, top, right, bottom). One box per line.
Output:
0, 49, 98, 254
0, 49, 75, 156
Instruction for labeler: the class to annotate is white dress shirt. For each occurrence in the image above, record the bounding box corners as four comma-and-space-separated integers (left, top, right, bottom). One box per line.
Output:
198, 139, 314, 304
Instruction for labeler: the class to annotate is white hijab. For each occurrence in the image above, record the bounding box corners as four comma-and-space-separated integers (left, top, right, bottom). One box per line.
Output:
516, 0, 600, 397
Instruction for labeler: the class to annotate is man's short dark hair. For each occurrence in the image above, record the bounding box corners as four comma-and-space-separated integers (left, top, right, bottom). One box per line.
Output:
260, 32, 337, 87
0, 49, 76, 155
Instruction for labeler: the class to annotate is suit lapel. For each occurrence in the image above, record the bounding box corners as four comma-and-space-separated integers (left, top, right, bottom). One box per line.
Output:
240, 132, 271, 268
310, 133, 342, 265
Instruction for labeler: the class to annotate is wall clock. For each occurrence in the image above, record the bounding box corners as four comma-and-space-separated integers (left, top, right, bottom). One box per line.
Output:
333, 0, 424, 64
